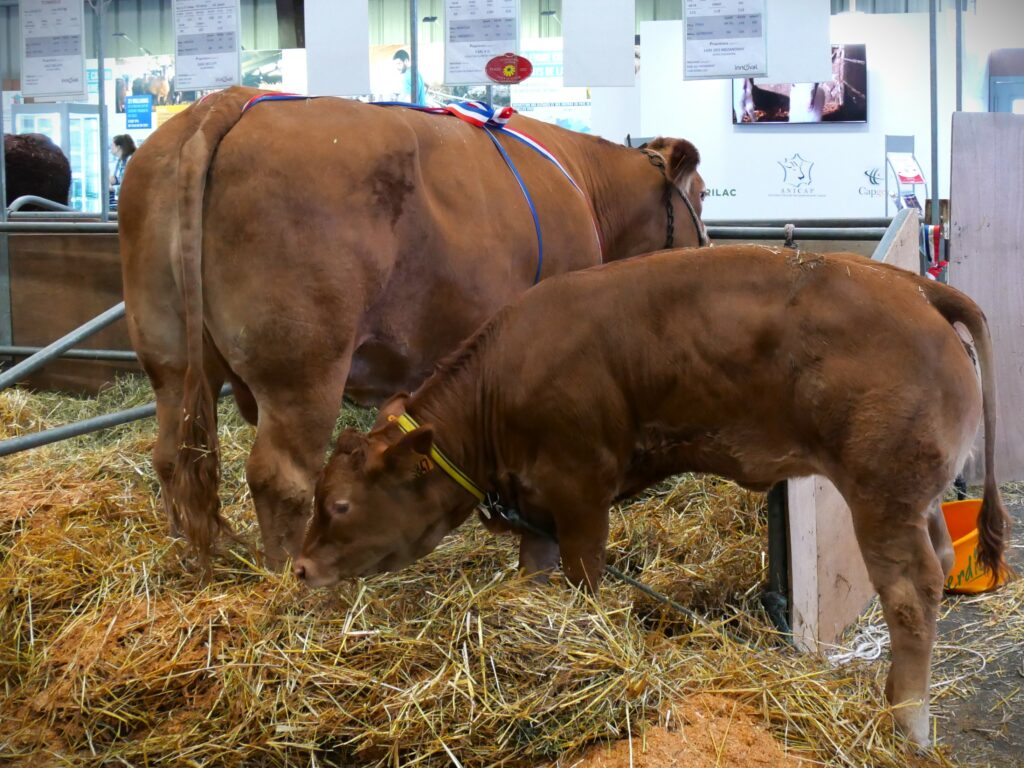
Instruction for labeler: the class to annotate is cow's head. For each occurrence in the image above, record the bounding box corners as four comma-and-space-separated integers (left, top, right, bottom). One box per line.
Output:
294, 402, 475, 588
640, 137, 709, 245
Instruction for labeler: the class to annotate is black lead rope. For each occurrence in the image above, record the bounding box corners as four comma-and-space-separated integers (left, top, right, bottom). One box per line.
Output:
487, 497, 756, 648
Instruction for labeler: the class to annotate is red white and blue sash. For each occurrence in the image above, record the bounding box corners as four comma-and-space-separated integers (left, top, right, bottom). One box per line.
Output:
241, 92, 601, 284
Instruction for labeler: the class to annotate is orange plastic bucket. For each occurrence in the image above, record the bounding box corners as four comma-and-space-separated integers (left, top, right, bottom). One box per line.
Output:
941, 499, 1007, 594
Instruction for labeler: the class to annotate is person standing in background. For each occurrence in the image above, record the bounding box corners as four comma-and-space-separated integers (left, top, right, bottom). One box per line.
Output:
393, 49, 428, 105
110, 133, 137, 209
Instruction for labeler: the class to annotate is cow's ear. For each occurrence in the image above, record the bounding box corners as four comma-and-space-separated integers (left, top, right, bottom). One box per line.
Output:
645, 137, 701, 189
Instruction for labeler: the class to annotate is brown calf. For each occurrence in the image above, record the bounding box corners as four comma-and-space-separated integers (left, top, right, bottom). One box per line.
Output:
296, 245, 1010, 747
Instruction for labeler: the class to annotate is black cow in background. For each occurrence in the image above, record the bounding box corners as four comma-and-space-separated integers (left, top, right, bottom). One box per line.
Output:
3, 133, 72, 210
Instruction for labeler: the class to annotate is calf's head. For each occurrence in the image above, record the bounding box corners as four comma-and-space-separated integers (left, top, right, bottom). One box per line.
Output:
294, 419, 473, 588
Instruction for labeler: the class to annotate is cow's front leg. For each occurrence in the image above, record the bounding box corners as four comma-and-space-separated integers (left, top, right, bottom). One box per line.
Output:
557, 508, 610, 593
518, 530, 560, 582
245, 360, 351, 570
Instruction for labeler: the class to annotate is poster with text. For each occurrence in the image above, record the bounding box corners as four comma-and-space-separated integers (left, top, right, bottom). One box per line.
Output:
684, 0, 767, 80
510, 39, 591, 134
445, 0, 519, 86
173, 0, 241, 91
20, 0, 86, 101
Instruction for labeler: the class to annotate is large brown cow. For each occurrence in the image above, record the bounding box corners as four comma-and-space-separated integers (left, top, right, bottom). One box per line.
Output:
118, 86, 707, 569
296, 245, 1010, 747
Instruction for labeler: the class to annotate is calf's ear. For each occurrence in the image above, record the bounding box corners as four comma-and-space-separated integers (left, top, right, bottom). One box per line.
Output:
378, 392, 410, 423
383, 426, 435, 465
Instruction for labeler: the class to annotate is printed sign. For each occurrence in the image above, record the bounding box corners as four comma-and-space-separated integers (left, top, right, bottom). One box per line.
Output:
173, 0, 241, 91
125, 94, 154, 129
889, 152, 926, 184
486, 53, 533, 84
684, 0, 767, 80
87, 67, 113, 96
445, 0, 519, 86
20, 0, 87, 100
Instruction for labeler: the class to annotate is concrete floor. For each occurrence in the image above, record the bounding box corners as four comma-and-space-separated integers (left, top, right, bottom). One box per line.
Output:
937, 497, 1024, 768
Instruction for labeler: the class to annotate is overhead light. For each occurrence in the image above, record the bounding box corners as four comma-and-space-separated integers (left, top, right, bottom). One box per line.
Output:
112, 31, 152, 56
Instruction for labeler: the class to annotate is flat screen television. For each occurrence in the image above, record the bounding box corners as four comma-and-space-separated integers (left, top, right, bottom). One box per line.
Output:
732, 44, 867, 124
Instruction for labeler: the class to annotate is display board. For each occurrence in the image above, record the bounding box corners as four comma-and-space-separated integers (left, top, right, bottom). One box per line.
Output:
684, 0, 766, 80
949, 112, 1024, 484
562, 0, 635, 87
306, 0, 370, 97
19, 0, 86, 101
444, 0, 518, 86
172, 0, 241, 92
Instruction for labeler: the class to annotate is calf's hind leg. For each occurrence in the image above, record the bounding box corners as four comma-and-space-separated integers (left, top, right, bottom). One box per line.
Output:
848, 496, 945, 747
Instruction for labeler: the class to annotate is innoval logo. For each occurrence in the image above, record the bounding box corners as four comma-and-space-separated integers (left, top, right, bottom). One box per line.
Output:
779, 154, 814, 188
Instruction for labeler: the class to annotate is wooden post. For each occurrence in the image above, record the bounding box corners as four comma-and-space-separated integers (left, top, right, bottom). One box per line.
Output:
949, 113, 1024, 484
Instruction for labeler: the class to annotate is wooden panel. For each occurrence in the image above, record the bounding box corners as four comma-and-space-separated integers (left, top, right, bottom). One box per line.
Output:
949, 112, 1024, 484
787, 216, 922, 652
8, 234, 139, 394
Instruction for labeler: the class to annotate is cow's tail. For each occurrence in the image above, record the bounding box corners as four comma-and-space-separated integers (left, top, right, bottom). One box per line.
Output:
169, 89, 251, 569
921, 279, 1011, 584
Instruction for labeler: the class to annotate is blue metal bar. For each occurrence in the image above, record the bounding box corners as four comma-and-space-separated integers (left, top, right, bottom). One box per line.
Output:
0, 385, 232, 458
0, 302, 126, 391
0, 345, 137, 362
709, 226, 887, 241
0, 222, 119, 233
6, 195, 76, 213
0, 402, 157, 457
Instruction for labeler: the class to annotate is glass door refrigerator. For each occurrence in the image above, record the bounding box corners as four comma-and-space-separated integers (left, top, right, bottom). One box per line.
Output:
12, 103, 102, 211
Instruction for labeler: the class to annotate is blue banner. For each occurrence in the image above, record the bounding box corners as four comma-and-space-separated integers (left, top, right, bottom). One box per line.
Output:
125, 94, 154, 129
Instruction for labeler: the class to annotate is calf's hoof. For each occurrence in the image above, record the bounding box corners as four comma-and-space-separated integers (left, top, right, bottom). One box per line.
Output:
894, 704, 932, 751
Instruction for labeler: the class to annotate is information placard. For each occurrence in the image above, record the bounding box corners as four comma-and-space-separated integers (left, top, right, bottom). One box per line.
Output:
889, 152, 926, 184
445, 0, 519, 86
173, 0, 241, 91
684, 0, 767, 81
20, 0, 86, 101
125, 95, 154, 129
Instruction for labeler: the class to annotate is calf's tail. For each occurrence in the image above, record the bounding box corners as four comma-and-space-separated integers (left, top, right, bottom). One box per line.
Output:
922, 279, 1011, 584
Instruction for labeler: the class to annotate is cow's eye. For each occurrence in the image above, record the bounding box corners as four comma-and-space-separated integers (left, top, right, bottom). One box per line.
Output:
331, 500, 350, 516
699, 191, 708, 201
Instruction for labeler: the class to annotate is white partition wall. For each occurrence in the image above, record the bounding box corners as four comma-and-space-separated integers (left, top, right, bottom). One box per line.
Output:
563, 0, 635, 87
305, 0, 370, 97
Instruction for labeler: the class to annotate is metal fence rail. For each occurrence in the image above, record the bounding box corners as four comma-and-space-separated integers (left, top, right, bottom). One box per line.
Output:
708, 226, 887, 241
0, 345, 137, 362
0, 302, 126, 392
0, 385, 232, 458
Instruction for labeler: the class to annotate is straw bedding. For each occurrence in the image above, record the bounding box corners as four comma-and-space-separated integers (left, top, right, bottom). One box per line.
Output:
1, 376, 1017, 767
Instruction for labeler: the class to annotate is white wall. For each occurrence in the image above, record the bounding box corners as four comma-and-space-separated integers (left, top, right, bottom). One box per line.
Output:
634, 13, 963, 221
